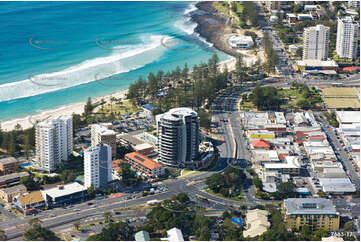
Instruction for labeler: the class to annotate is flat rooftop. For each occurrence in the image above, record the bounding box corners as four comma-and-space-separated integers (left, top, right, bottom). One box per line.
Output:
0, 157, 18, 165
43, 182, 86, 198
284, 198, 337, 215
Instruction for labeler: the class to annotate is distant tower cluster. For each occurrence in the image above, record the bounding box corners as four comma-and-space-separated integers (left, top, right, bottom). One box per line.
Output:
303, 25, 330, 61
35, 116, 73, 172
84, 144, 112, 189
156, 107, 199, 167
336, 16, 360, 60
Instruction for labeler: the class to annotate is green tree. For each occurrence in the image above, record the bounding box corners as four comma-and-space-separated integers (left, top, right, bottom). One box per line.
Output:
23, 218, 60, 241
87, 221, 133, 241
20, 176, 40, 191
87, 184, 96, 199
119, 162, 138, 186
299, 225, 311, 240
273, 182, 297, 200
250, 86, 281, 110
343, 221, 355, 231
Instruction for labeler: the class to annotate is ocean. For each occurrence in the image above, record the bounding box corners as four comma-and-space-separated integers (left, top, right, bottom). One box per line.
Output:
0, 1, 229, 122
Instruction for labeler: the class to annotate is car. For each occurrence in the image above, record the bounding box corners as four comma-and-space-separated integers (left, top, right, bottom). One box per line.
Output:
303, 182, 308, 185
87, 202, 94, 206
73, 208, 80, 212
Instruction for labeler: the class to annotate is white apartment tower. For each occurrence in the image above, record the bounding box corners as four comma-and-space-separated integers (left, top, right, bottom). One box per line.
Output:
303, 25, 330, 60
35, 116, 73, 172
91, 124, 116, 157
336, 16, 359, 60
156, 107, 199, 167
84, 144, 112, 189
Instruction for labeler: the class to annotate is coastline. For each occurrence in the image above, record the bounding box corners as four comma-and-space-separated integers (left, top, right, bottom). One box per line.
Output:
2, 57, 238, 132
1, 2, 244, 132
1, 89, 128, 131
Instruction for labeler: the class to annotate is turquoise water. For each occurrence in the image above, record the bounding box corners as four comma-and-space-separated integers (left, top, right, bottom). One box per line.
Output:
0, 2, 229, 121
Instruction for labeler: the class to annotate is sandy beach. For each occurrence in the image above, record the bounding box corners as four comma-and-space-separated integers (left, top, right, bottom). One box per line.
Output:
1, 89, 128, 131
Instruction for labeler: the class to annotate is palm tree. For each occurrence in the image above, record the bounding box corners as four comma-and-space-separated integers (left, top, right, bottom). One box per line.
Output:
0, 229, 7, 240
73, 220, 80, 231
103, 211, 112, 224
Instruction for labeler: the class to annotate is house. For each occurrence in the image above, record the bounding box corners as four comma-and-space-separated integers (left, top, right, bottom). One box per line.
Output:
41, 182, 88, 208
249, 130, 275, 139
0, 184, 26, 203
133, 143, 155, 156
286, 13, 297, 24
14, 190, 46, 215
0, 157, 20, 175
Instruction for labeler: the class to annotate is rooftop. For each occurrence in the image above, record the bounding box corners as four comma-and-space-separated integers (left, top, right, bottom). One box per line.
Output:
0, 157, 18, 165
335, 111, 360, 124
118, 134, 144, 146
264, 156, 300, 169
0, 172, 29, 184
296, 60, 338, 67
19, 190, 45, 206
125, 152, 163, 170
251, 139, 271, 149
318, 178, 356, 193
159, 107, 197, 122
167, 227, 184, 241
284, 198, 337, 215
43, 182, 87, 198
0, 184, 26, 195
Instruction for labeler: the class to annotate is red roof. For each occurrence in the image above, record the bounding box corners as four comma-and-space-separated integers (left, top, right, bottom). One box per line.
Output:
252, 139, 271, 148
295, 132, 308, 137
125, 152, 163, 170
342, 66, 359, 72
309, 135, 326, 139
278, 153, 289, 160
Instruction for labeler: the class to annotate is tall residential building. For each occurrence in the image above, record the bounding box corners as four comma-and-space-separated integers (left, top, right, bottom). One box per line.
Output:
91, 124, 116, 157
336, 16, 360, 60
84, 144, 112, 189
303, 25, 330, 60
156, 107, 199, 167
282, 198, 340, 231
35, 116, 73, 172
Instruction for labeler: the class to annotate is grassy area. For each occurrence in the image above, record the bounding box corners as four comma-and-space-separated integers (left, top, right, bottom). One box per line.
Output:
321, 87, 359, 97
167, 168, 181, 177
98, 99, 142, 118
239, 101, 256, 111
323, 98, 360, 109
212, 2, 244, 26
205, 188, 245, 202
179, 170, 201, 178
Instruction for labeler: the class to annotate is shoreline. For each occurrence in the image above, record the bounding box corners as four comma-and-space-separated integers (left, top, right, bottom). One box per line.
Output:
1, 57, 238, 132
1, 89, 128, 131
2, 2, 244, 132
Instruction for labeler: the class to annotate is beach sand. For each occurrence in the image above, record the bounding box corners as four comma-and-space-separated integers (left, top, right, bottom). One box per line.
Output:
1, 89, 128, 131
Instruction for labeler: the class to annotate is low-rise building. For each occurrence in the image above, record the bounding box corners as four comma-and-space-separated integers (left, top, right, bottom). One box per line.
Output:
227, 35, 254, 49
125, 152, 165, 178
0, 172, 29, 187
0, 157, 20, 175
286, 13, 297, 24
0, 184, 26, 203
14, 190, 46, 215
41, 182, 88, 208
243, 209, 270, 238
297, 13, 313, 21
296, 60, 338, 71
263, 156, 301, 175
318, 178, 356, 194
249, 130, 275, 139
133, 143, 154, 156
335, 111, 360, 125
283, 198, 340, 231
251, 139, 271, 150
